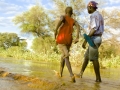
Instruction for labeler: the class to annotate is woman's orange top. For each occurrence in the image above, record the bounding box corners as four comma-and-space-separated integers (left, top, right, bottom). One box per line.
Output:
56, 15, 75, 46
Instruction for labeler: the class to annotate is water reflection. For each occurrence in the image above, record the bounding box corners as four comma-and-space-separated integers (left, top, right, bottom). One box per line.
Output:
94, 83, 101, 90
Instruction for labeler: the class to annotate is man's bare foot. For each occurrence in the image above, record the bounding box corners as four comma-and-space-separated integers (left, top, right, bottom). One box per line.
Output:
96, 79, 102, 82
60, 73, 62, 77
74, 72, 83, 78
53, 70, 61, 77
74, 74, 82, 78
71, 76, 76, 83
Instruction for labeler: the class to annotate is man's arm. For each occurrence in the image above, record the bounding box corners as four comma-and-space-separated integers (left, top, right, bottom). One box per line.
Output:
54, 16, 64, 39
82, 14, 97, 49
88, 28, 96, 37
74, 21, 80, 44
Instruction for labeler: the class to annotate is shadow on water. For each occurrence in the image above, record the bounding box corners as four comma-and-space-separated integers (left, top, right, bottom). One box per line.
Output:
0, 58, 120, 90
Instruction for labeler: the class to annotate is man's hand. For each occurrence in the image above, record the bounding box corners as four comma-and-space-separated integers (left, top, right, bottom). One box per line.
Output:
74, 38, 79, 44
82, 40, 87, 49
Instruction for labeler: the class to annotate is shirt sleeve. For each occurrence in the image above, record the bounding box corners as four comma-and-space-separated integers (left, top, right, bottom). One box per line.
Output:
90, 15, 100, 30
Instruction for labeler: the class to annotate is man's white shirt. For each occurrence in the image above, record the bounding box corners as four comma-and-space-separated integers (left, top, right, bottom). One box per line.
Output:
89, 11, 104, 35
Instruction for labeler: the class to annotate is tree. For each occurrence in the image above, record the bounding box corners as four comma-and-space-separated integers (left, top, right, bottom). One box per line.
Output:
49, 0, 86, 31
0, 33, 21, 49
31, 36, 55, 54
51, 0, 85, 17
13, 5, 51, 37
102, 10, 120, 29
99, 9, 120, 42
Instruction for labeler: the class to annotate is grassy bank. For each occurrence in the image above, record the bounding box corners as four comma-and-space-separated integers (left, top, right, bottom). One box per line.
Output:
0, 47, 60, 62
0, 41, 120, 69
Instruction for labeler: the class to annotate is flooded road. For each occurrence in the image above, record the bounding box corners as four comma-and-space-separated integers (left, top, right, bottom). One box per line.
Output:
0, 58, 120, 90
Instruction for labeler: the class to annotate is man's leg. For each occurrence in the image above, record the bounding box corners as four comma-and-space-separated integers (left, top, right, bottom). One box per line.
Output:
63, 45, 75, 82
93, 60, 101, 82
76, 48, 89, 78
65, 56, 75, 82
79, 57, 89, 78
58, 44, 66, 77
89, 37, 102, 82
65, 57, 74, 76
60, 56, 65, 77
63, 45, 74, 77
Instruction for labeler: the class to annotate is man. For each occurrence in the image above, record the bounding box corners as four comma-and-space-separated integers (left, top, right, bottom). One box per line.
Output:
55, 7, 80, 83
77, 1, 104, 82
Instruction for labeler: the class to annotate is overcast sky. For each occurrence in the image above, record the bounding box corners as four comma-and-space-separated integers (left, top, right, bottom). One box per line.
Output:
0, 0, 120, 34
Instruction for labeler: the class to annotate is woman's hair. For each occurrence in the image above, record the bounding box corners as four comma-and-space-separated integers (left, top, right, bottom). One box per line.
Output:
65, 7, 73, 15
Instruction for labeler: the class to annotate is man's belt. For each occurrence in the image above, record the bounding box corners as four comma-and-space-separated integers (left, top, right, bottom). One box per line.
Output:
92, 34, 102, 36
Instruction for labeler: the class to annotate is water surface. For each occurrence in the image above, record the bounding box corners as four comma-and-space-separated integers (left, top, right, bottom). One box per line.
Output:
0, 58, 120, 90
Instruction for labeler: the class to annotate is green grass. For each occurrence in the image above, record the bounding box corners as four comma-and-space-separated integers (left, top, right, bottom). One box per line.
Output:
0, 43, 120, 69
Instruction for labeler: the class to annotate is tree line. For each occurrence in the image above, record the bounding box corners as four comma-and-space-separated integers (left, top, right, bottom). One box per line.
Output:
0, 33, 27, 49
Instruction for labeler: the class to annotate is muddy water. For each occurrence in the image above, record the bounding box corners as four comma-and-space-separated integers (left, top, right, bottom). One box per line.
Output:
0, 58, 120, 90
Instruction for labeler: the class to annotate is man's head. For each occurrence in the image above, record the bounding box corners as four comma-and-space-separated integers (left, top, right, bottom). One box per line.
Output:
65, 7, 73, 15
87, 1, 98, 14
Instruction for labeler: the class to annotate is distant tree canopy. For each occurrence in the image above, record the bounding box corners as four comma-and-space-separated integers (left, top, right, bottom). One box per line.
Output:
102, 10, 120, 33
49, 0, 85, 31
13, 5, 51, 37
0, 33, 27, 49
51, 0, 85, 17
31, 36, 55, 54
98, 9, 120, 42
102, 10, 120, 29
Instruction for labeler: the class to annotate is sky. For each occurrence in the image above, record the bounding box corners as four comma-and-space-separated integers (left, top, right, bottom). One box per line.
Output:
0, 0, 120, 48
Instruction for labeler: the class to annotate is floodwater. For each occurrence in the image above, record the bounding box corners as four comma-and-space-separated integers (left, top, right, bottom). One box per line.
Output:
0, 57, 120, 90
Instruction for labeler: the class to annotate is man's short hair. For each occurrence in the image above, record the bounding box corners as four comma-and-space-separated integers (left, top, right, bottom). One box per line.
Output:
87, 1, 98, 9
65, 7, 73, 15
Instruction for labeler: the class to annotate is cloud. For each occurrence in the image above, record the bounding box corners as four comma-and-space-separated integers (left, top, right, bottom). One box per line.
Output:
0, 0, 42, 36
16, 0, 34, 3
109, 0, 120, 4
44, 2, 55, 9
5, 11, 20, 15
0, 0, 34, 32
104, 0, 120, 7
26, 4, 35, 10
0, 1, 23, 15
104, 6, 120, 11
0, 16, 14, 26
